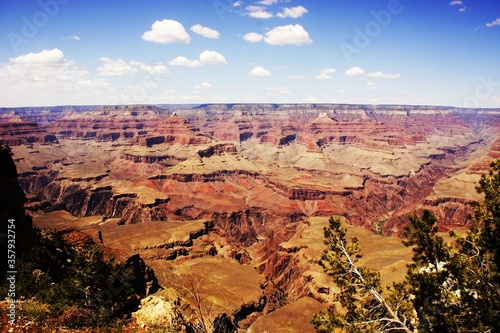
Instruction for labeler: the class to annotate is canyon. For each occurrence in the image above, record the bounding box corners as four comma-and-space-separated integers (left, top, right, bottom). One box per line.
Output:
1, 103, 500, 332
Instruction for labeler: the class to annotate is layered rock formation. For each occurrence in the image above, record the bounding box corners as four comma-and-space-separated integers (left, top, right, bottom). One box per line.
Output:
137, 114, 211, 147
0, 114, 58, 146
49, 105, 165, 141
4, 103, 500, 330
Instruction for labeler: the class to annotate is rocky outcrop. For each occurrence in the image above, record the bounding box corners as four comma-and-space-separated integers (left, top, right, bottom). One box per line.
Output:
122, 152, 187, 165
48, 105, 164, 141
0, 115, 59, 146
198, 143, 237, 158
18, 172, 170, 224
149, 170, 261, 183
125, 253, 160, 296
57, 228, 159, 297
139, 114, 211, 147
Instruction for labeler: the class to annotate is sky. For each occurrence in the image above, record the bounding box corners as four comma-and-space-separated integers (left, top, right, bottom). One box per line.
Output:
0, 0, 500, 107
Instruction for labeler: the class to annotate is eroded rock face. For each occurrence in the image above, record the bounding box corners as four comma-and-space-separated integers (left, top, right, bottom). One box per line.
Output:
6, 104, 500, 329
0, 115, 58, 146
138, 114, 211, 147
49, 105, 164, 141
126, 253, 159, 296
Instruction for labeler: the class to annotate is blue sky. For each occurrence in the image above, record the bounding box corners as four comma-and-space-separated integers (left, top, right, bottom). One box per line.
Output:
0, 0, 499, 107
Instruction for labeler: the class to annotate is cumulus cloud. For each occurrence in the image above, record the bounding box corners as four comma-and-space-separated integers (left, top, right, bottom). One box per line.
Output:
344, 66, 365, 77
142, 19, 190, 44
199, 50, 228, 66
98, 57, 138, 76
190, 24, 220, 39
366, 71, 400, 79
486, 18, 500, 27
233, 1, 243, 6
364, 80, 376, 90
267, 86, 290, 95
250, 66, 271, 77
286, 74, 307, 80
139, 64, 170, 75
195, 82, 212, 89
243, 25, 312, 46
62, 35, 80, 41
246, 5, 273, 18
169, 51, 228, 67
258, 0, 278, 4
315, 68, 336, 80
12, 48, 65, 65
277, 6, 308, 19
303, 95, 318, 102
0, 49, 110, 106
168, 56, 202, 67
247, 6, 273, 19
263, 24, 312, 46
243, 32, 264, 43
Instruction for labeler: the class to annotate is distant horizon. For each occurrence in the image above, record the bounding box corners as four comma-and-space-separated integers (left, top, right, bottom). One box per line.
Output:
1, 0, 500, 107
2, 102, 500, 111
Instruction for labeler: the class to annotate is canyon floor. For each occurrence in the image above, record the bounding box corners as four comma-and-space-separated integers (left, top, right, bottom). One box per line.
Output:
2, 104, 500, 331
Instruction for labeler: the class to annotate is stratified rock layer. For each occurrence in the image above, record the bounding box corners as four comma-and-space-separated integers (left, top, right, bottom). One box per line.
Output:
3, 103, 500, 330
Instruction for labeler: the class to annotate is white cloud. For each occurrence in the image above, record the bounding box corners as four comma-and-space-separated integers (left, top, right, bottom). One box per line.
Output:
267, 86, 290, 94
199, 50, 228, 66
486, 18, 500, 27
195, 82, 212, 89
277, 6, 308, 19
62, 35, 80, 41
190, 24, 220, 39
263, 24, 313, 46
0, 49, 110, 106
12, 48, 65, 65
139, 64, 170, 75
250, 66, 271, 77
315, 68, 336, 80
243, 32, 264, 42
142, 19, 190, 44
366, 71, 400, 79
233, 1, 243, 6
168, 56, 202, 67
98, 57, 138, 76
489, 95, 500, 106
168, 51, 228, 67
245, 5, 273, 19
286, 74, 307, 80
449, 1, 467, 12
344, 66, 365, 77
365, 80, 376, 90
248, 9, 273, 19
128, 60, 142, 66
303, 95, 317, 102
258, 0, 278, 4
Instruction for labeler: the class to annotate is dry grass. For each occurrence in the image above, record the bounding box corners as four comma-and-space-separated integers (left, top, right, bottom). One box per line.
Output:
247, 297, 324, 333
